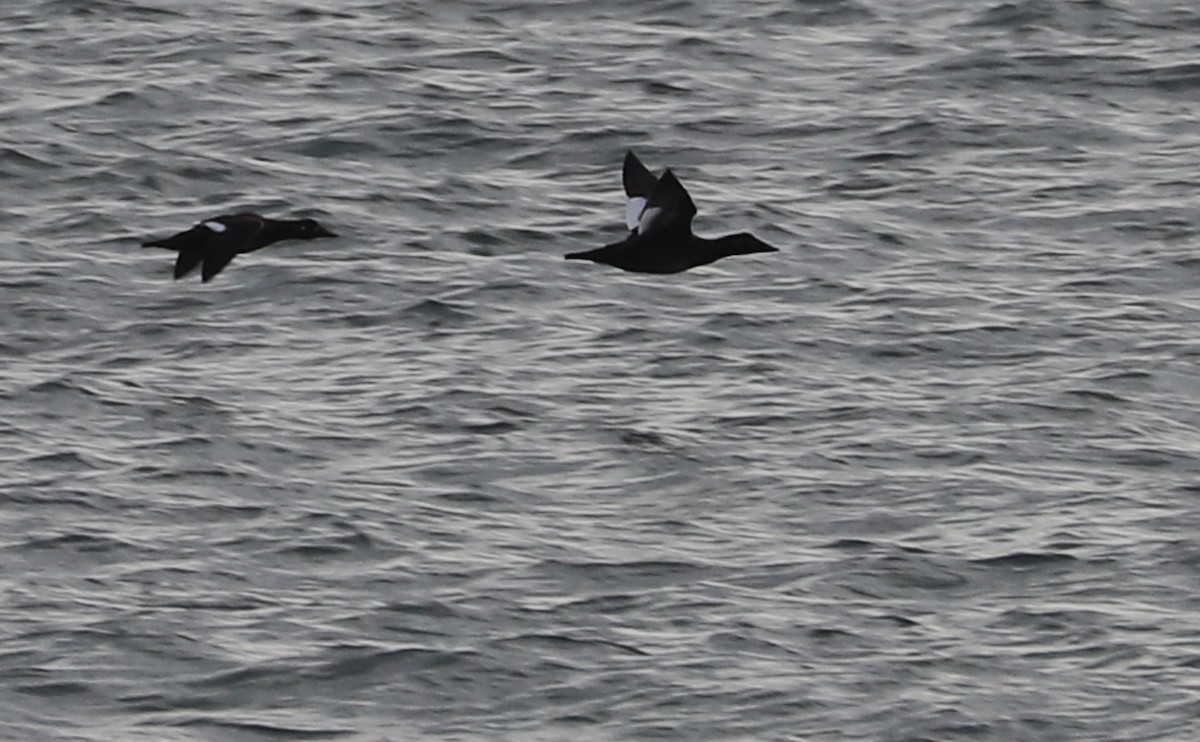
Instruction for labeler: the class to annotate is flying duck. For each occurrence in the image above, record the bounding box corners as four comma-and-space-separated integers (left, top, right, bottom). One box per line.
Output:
565, 151, 778, 273
142, 213, 337, 282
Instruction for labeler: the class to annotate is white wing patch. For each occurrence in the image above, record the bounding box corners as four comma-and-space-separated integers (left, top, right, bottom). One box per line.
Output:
638, 206, 662, 234
626, 197, 647, 232
203, 220, 227, 233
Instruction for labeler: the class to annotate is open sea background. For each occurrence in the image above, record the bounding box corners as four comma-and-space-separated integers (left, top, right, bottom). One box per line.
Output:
3, 0, 1200, 739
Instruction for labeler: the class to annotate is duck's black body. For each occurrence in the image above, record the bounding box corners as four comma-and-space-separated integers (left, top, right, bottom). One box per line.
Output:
142, 213, 336, 282
565, 151, 777, 274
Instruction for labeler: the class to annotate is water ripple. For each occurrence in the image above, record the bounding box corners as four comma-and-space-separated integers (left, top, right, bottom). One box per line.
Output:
1, 0, 1198, 739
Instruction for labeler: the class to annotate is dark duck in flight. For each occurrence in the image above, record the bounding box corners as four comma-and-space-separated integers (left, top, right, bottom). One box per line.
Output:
565, 151, 778, 273
142, 212, 337, 282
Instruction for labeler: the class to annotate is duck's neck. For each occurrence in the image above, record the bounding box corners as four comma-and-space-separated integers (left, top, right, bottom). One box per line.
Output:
700, 233, 743, 254
686, 235, 733, 268
257, 219, 304, 249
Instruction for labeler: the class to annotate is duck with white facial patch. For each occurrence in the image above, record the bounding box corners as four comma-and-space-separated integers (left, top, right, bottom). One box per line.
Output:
565, 151, 779, 274
141, 212, 337, 282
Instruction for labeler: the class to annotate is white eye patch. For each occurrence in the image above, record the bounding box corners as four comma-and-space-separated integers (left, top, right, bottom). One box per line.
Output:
203, 221, 227, 233
626, 197, 647, 232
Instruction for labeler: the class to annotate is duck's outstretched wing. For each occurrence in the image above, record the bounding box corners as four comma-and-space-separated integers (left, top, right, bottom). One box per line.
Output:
623, 150, 658, 198
201, 250, 238, 282
623, 150, 660, 233
193, 215, 265, 281
174, 250, 204, 279
637, 168, 697, 237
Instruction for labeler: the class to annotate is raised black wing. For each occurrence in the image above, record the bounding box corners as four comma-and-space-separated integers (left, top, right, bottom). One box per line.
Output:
637, 168, 697, 237
622, 150, 658, 198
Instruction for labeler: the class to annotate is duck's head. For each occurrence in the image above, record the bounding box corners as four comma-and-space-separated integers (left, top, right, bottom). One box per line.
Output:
296, 218, 338, 239
717, 232, 778, 256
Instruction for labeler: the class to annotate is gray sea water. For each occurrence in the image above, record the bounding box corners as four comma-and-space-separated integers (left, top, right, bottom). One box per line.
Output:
3, 0, 1200, 739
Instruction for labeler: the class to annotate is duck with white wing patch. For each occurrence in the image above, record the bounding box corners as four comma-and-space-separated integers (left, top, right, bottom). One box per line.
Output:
141, 212, 337, 282
566, 151, 779, 274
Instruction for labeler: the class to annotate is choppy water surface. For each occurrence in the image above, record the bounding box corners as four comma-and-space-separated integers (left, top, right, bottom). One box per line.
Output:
3, 0, 1200, 739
